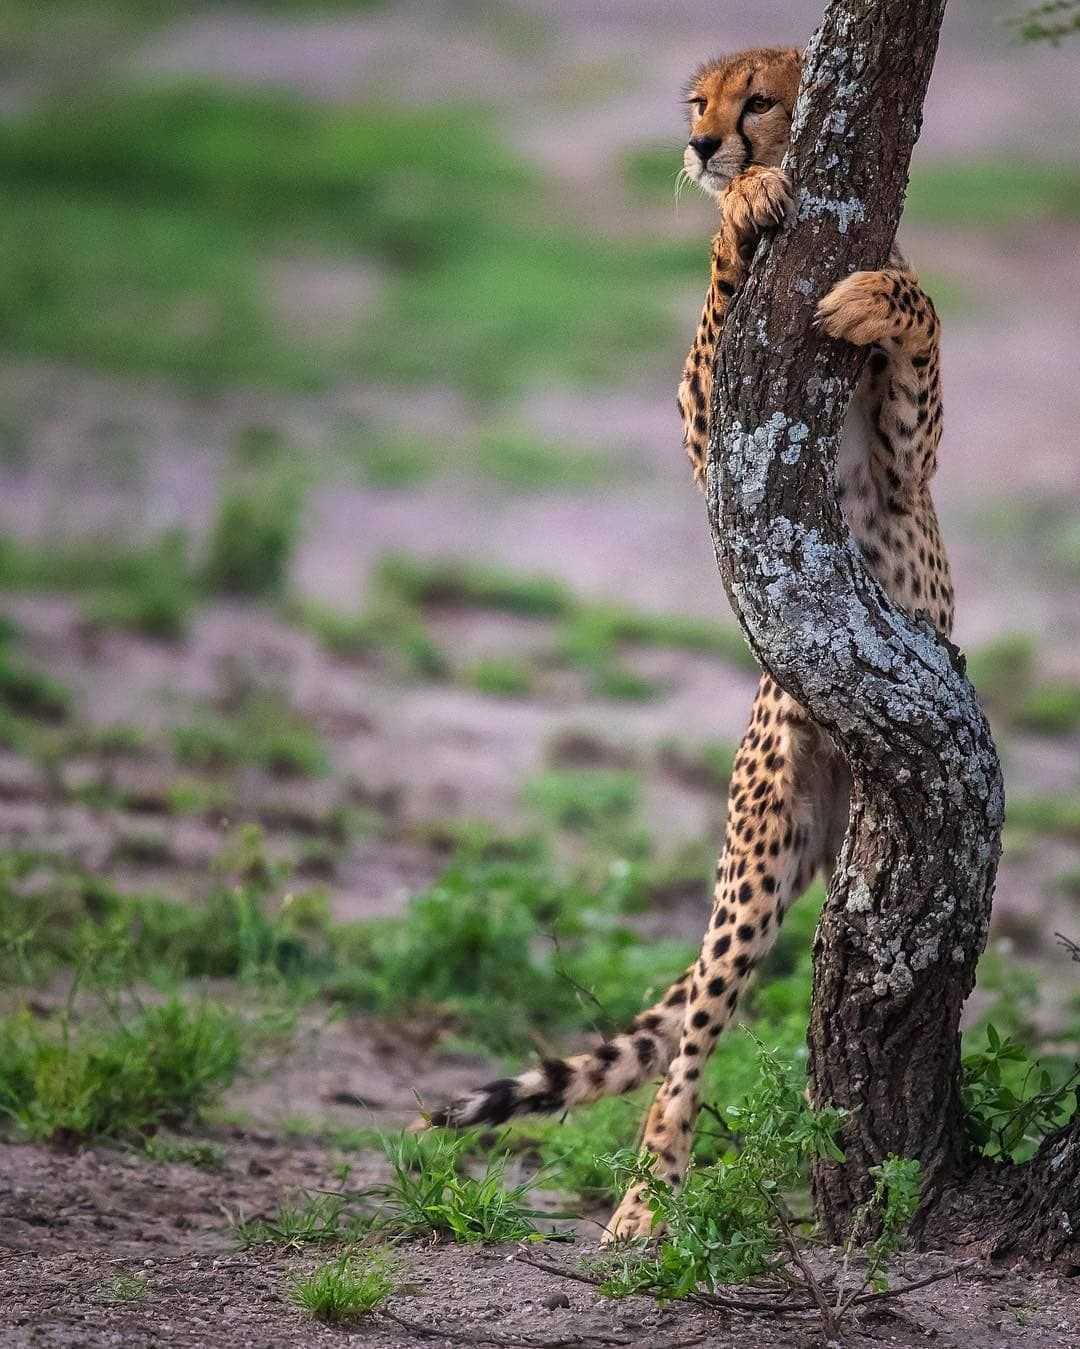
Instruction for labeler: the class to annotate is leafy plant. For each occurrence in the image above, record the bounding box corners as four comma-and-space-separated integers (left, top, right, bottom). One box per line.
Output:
961, 1022, 1080, 1160
599, 1039, 847, 1300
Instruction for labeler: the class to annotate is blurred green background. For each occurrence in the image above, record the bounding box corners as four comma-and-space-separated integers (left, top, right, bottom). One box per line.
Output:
1, 0, 1079, 1164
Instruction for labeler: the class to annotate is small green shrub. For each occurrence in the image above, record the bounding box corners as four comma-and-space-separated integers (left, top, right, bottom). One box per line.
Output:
0, 999, 243, 1143
598, 1040, 847, 1299
203, 473, 304, 598
288, 1249, 396, 1323
961, 1022, 1080, 1161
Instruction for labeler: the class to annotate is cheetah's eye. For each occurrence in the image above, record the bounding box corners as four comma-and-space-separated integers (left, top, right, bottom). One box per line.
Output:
688, 97, 706, 116
745, 95, 775, 115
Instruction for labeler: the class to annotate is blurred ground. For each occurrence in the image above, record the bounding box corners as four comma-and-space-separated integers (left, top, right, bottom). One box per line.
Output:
0, 1, 1079, 1345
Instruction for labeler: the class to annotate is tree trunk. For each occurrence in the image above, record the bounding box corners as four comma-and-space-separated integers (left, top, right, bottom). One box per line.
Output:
706, 0, 1039, 1247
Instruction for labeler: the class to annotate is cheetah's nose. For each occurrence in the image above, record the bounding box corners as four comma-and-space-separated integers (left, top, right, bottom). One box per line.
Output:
689, 135, 720, 166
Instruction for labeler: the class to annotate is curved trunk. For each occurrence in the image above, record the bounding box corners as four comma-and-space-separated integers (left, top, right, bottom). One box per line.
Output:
707, 0, 1013, 1238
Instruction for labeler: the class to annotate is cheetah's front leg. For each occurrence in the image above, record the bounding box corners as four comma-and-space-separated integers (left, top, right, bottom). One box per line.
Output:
604, 678, 845, 1241
679, 166, 791, 487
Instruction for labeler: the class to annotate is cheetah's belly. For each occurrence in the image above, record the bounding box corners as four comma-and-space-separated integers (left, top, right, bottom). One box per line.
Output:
834, 371, 882, 548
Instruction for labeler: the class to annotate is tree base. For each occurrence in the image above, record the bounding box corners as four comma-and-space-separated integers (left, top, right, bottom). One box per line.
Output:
923, 1123, 1080, 1268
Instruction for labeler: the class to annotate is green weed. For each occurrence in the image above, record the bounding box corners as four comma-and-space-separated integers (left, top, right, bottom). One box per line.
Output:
961, 1022, 1080, 1161
1007, 794, 1080, 841
235, 1191, 362, 1250
97, 1272, 149, 1305
288, 1248, 396, 1324
370, 1132, 550, 1244
0, 998, 243, 1143
326, 851, 690, 1053
142, 1134, 225, 1170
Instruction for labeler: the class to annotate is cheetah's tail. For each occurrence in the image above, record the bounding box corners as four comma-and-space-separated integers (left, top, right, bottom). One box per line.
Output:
409, 968, 691, 1131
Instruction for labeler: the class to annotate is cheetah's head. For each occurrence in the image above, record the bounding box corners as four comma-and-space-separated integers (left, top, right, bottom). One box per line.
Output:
683, 47, 801, 200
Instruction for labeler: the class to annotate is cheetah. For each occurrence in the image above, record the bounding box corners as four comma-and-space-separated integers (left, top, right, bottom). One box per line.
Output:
413, 46, 953, 1242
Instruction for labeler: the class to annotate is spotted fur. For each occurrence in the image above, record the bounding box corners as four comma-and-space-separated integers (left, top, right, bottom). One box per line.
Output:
413, 46, 954, 1244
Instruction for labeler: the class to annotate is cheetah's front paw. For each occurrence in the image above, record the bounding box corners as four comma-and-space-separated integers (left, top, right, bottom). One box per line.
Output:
600, 1186, 663, 1245
815, 269, 936, 349
722, 166, 792, 256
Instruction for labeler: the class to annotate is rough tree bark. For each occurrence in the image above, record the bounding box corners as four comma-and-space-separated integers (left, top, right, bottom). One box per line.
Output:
708, 0, 1079, 1262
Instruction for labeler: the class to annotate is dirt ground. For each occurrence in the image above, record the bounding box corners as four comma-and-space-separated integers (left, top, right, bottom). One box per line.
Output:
4, 1129, 1080, 1349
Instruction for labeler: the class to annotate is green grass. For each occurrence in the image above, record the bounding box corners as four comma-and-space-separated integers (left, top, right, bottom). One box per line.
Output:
1006, 794, 1080, 841
142, 1134, 225, 1170
0, 87, 532, 265
325, 848, 690, 1054
523, 771, 638, 834
0, 651, 71, 722
0, 531, 193, 640
467, 428, 612, 490
172, 695, 328, 778
369, 555, 755, 697
288, 1249, 396, 1324
361, 231, 693, 399
376, 555, 574, 618
965, 633, 1036, 716
234, 1192, 362, 1250
468, 659, 535, 698
1017, 680, 1080, 734
0, 87, 539, 388
297, 599, 450, 680
369, 1132, 550, 1244
0, 999, 243, 1144
905, 160, 1080, 229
